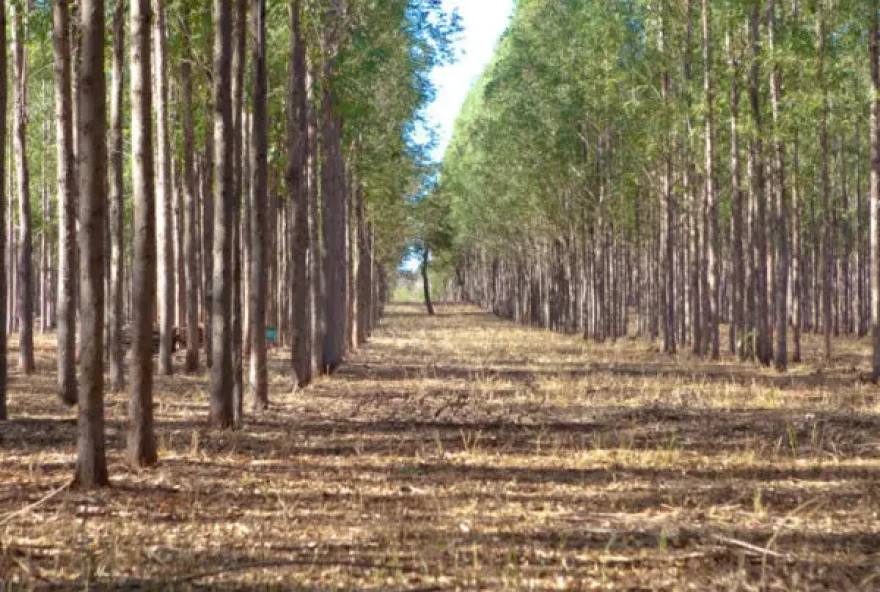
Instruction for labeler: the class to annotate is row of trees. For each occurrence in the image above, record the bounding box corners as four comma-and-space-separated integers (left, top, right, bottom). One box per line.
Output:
0, 0, 456, 488
434, 0, 880, 375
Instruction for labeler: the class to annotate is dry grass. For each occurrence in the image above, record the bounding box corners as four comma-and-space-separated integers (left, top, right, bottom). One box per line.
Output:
1, 303, 879, 590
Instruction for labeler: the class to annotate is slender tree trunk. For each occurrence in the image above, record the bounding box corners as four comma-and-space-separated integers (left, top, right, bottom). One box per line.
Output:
703, 0, 719, 359
52, 0, 77, 405
750, 0, 771, 365
661, 15, 675, 354
108, 0, 125, 391
13, 5, 34, 375
308, 65, 323, 376
423, 247, 435, 316
153, 0, 173, 375
321, 4, 347, 373
209, 0, 235, 428
0, 1, 7, 420
231, 0, 245, 424
182, 5, 199, 374
127, 0, 158, 468
202, 139, 214, 369
249, 0, 268, 410
727, 20, 745, 358
870, 0, 880, 380
289, 0, 312, 386
792, 135, 802, 363
75, 0, 109, 488
769, 0, 788, 371
818, 0, 832, 362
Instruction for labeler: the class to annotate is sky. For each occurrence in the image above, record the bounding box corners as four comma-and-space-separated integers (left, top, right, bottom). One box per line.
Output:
424, 0, 515, 162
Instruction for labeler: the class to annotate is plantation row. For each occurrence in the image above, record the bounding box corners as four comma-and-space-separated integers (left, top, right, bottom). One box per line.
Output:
430, 0, 880, 373
0, 0, 457, 487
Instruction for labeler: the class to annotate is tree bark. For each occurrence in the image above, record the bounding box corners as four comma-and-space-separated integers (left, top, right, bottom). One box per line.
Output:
74, 0, 109, 488
727, 19, 745, 359
249, 0, 268, 410
870, 0, 880, 380
181, 5, 199, 374
422, 247, 435, 316
153, 0, 173, 375
703, 0, 719, 359
13, 4, 34, 375
108, 0, 125, 391
209, 0, 235, 428
231, 0, 245, 424
0, 1, 7, 420
769, 0, 788, 371
52, 0, 77, 405
289, 0, 312, 386
817, 0, 832, 362
127, 0, 158, 468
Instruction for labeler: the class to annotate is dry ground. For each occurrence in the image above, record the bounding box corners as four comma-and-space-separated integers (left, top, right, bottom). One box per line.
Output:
1, 303, 879, 590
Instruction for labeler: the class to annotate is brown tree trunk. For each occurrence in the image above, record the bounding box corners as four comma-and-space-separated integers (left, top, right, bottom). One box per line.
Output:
153, 0, 173, 375
308, 65, 323, 376
289, 0, 312, 386
52, 0, 77, 405
703, 0, 719, 359
769, 0, 788, 371
209, 0, 235, 428
127, 0, 158, 468
870, 0, 880, 380
727, 19, 745, 358
13, 5, 34, 375
182, 5, 199, 374
422, 247, 435, 316
0, 1, 7, 420
249, 0, 268, 410
74, 0, 109, 488
231, 0, 245, 424
108, 0, 125, 391
817, 0, 832, 362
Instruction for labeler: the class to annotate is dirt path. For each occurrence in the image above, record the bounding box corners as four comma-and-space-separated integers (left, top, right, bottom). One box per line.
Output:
1, 303, 879, 589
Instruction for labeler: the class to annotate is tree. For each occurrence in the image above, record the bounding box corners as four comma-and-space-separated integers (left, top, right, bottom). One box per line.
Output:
13, 3, 34, 375
0, 0, 7, 420
182, 5, 199, 374
127, 0, 158, 468
288, 0, 312, 387
75, 0, 109, 488
153, 0, 173, 375
108, 0, 125, 391
871, 0, 880, 381
210, 0, 234, 428
249, 0, 268, 409
53, 0, 78, 406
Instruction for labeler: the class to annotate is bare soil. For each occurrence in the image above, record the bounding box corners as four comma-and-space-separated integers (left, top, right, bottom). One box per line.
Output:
1, 303, 879, 590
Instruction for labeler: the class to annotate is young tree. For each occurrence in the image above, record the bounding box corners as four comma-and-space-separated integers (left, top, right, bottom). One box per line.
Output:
153, 0, 173, 375
52, 0, 78, 406
108, 0, 125, 391
75, 0, 109, 488
249, 0, 268, 410
210, 0, 235, 428
13, 3, 34, 375
127, 0, 158, 468
288, 0, 312, 387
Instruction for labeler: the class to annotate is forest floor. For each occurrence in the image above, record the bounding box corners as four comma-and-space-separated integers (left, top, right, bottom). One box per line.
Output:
1, 304, 879, 590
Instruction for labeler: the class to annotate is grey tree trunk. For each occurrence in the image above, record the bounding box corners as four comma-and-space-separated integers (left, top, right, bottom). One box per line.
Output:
75, 0, 109, 488
288, 0, 312, 387
52, 0, 77, 405
0, 1, 7, 420
209, 0, 234, 429
249, 0, 268, 410
108, 0, 125, 391
870, 0, 880, 380
13, 5, 34, 375
702, 0, 719, 359
127, 0, 158, 468
769, 0, 788, 371
422, 247, 435, 316
231, 0, 245, 424
308, 66, 323, 376
727, 20, 745, 358
182, 7, 199, 373
817, 0, 832, 362
153, 0, 173, 375
321, 5, 347, 373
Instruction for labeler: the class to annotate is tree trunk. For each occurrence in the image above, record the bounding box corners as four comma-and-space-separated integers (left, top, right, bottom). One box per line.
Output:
74, 0, 109, 488
321, 5, 347, 373
703, 0, 719, 359
249, 0, 268, 410
13, 5, 34, 375
231, 0, 246, 424
423, 247, 435, 316
108, 0, 125, 391
727, 19, 745, 358
289, 0, 312, 386
182, 5, 199, 374
0, 1, 7, 420
153, 0, 173, 375
769, 0, 788, 371
870, 0, 880, 380
817, 0, 832, 362
52, 0, 77, 405
127, 0, 158, 468
209, 0, 234, 428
